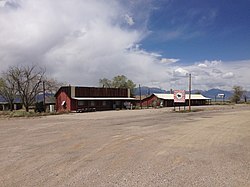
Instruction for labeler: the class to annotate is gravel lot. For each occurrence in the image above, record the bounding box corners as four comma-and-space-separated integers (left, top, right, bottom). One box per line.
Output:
0, 105, 250, 186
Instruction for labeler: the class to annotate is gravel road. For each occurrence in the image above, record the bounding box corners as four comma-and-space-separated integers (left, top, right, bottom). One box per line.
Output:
0, 105, 250, 186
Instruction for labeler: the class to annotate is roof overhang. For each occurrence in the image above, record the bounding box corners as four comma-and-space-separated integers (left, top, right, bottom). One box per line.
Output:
72, 97, 136, 101
0, 102, 8, 104
153, 93, 211, 100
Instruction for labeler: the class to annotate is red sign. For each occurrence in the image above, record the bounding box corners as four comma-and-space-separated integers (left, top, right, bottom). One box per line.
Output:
174, 90, 186, 103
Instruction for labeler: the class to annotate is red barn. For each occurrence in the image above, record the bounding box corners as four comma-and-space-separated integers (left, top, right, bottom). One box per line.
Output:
55, 86, 135, 112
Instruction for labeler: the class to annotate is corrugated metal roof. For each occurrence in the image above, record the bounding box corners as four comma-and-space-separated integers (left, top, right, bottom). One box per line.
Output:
153, 93, 211, 100
72, 97, 135, 101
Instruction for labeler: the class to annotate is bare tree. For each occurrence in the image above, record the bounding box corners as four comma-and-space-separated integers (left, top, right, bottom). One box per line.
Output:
7, 65, 46, 112
0, 75, 17, 111
44, 78, 63, 94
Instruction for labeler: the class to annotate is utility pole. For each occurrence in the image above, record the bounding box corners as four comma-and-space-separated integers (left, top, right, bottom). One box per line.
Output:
43, 81, 46, 112
139, 84, 142, 109
189, 73, 191, 112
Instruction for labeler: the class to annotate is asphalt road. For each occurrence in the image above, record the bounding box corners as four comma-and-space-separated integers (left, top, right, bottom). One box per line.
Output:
0, 105, 250, 186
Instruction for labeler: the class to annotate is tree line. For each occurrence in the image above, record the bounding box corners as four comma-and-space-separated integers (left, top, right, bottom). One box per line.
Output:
99, 75, 136, 96
0, 65, 61, 112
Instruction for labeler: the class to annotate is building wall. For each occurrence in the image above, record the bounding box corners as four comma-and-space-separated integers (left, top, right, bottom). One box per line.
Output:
55, 86, 133, 112
75, 87, 129, 97
76, 100, 127, 111
138, 94, 210, 108
55, 90, 72, 112
139, 95, 162, 107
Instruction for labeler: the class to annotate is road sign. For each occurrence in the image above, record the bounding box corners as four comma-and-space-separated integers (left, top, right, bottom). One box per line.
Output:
174, 90, 186, 103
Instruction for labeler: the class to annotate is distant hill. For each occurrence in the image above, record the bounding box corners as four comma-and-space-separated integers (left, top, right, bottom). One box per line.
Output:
0, 93, 54, 103
200, 89, 233, 100
134, 86, 168, 96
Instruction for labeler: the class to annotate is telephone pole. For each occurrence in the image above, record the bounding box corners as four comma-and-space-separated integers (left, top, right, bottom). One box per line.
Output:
188, 73, 191, 112
43, 81, 46, 112
139, 84, 142, 109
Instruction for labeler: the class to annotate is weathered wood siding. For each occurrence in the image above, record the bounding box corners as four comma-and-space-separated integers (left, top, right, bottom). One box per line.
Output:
75, 87, 128, 97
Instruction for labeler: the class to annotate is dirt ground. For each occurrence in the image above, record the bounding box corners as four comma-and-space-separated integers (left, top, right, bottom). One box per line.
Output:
0, 105, 250, 187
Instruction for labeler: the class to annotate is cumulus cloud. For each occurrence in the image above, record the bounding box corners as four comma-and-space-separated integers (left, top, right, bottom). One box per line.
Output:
0, 0, 155, 84
160, 59, 250, 91
181, 60, 250, 90
161, 58, 179, 64
124, 14, 135, 26
222, 72, 234, 79
173, 68, 189, 77
0, 0, 249, 91
0, 0, 6, 7
198, 63, 207, 68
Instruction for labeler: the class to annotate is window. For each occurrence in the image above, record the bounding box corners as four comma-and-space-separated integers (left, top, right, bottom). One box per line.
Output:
102, 101, 106, 106
78, 100, 85, 106
61, 101, 66, 109
90, 101, 95, 106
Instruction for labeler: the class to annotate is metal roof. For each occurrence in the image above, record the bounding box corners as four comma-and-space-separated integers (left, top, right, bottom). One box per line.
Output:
0, 96, 22, 103
153, 93, 211, 100
72, 97, 136, 101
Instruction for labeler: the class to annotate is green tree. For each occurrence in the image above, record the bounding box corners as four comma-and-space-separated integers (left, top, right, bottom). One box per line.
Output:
99, 75, 136, 96
231, 86, 244, 103
99, 78, 112, 88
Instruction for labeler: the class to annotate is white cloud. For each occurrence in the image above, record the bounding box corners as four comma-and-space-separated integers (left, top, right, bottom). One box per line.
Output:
161, 58, 179, 64
0, 0, 155, 85
124, 14, 135, 26
173, 68, 189, 77
0, 0, 249, 91
222, 72, 234, 79
198, 63, 207, 68
0, 0, 6, 7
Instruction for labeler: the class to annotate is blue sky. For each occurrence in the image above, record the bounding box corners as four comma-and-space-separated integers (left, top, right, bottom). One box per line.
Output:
0, 0, 250, 90
142, 0, 250, 63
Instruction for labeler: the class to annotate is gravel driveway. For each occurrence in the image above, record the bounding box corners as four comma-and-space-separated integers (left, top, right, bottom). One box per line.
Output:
0, 105, 250, 186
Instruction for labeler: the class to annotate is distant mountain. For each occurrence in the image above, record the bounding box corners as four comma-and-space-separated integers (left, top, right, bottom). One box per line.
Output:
201, 89, 233, 100
134, 86, 168, 96
0, 93, 54, 103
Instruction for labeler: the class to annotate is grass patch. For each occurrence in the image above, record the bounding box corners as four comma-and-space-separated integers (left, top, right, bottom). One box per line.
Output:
173, 108, 205, 113
0, 110, 68, 118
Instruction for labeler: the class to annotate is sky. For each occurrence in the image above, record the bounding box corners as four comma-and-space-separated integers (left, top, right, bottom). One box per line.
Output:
0, 0, 250, 91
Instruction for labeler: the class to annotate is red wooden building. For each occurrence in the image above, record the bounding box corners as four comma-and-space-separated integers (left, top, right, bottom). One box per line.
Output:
137, 93, 211, 108
55, 86, 135, 112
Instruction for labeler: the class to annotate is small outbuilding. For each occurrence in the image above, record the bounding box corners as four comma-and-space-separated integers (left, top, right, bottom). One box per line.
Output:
55, 86, 135, 112
0, 96, 23, 111
138, 93, 211, 108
